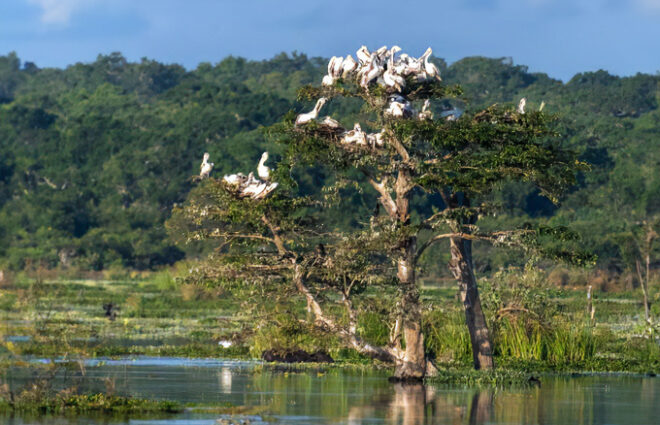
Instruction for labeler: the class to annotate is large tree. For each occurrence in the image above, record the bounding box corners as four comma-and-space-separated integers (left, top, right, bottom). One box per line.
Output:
271, 46, 585, 376
172, 45, 586, 379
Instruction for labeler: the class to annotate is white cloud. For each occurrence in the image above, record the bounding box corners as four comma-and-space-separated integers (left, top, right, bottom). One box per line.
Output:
27, 0, 98, 24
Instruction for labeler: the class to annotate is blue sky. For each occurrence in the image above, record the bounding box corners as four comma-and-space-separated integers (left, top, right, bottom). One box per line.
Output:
1, 0, 659, 81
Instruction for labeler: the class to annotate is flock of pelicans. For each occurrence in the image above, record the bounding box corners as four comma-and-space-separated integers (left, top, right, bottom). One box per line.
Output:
200, 151, 278, 200
294, 45, 445, 148
198, 45, 538, 200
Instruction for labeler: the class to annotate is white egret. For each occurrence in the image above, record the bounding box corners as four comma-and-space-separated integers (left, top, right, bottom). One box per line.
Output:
517, 98, 526, 114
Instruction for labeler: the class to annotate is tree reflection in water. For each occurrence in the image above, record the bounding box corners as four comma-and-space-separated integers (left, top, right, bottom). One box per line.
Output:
346, 383, 494, 425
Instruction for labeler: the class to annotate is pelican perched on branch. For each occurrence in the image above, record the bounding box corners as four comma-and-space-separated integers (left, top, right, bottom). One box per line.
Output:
200, 153, 214, 179
342, 55, 358, 77
360, 55, 384, 89
421, 47, 441, 81
295, 97, 327, 126
257, 152, 271, 181
323, 56, 344, 86
356, 46, 371, 65
382, 46, 405, 92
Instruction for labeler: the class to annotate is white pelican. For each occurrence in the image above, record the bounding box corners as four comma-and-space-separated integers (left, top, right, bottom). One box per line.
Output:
418, 99, 433, 120
342, 55, 358, 76
385, 96, 413, 118
517, 98, 526, 114
394, 54, 411, 75
257, 152, 271, 181
245, 172, 256, 186
259, 182, 279, 198
360, 57, 384, 89
295, 97, 327, 125
329, 56, 344, 78
321, 116, 341, 128
367, 131, 385, 148
342, 123, 367, 145
322, 75, 335, 86
223, 173, 246, 186
375, 45, 389, 61
421, 47, 441, 81
382, 46, 405, 92
242, 181, 268, 198
200, 153, 214, 179
356, 46, 371, 65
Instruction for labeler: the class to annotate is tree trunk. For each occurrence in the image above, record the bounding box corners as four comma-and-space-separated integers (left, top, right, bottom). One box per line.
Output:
449, 236, 495, 370
393, 237, 427, 381
636, 259, 651, 325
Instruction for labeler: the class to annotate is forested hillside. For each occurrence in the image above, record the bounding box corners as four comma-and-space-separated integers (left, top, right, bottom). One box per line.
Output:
0, 51, 658, 274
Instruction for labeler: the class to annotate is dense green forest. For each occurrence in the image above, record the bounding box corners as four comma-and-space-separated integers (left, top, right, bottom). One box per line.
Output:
0, 50, 658, 275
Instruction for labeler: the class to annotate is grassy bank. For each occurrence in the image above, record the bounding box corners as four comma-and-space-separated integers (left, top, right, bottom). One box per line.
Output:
0, 392, 182, 415
0, 270, 658, 375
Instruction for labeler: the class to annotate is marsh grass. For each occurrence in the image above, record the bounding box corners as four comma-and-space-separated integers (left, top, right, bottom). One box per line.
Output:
494, 318, 596, 366
0, 391, 182, 414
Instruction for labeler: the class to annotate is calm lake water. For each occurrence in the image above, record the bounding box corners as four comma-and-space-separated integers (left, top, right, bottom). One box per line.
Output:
3, 357, 659, 424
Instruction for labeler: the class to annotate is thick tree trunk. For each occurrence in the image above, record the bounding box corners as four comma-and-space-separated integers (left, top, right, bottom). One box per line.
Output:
393, 238, 427, 381
449, 236, 495, 370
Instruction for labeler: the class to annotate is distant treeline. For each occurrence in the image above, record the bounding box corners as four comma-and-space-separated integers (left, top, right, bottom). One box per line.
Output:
0, 51, 658, 273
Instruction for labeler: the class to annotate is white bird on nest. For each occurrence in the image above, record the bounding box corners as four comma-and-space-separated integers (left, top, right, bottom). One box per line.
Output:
200, 153, 214, 179
295, 97, 327, 126
385, 96, 413, 118
367, 130, 385, 148
257, 152, 271, 181
417, 99, 433, 120
320, 116, 341, 128
341, 123, 367, 145
223, 173, 246, 186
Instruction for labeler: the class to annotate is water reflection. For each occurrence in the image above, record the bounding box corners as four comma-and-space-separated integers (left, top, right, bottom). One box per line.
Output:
4, 359, 659, 425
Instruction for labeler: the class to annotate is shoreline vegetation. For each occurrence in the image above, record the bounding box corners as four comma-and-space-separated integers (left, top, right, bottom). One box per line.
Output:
1, 273, 657, 383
